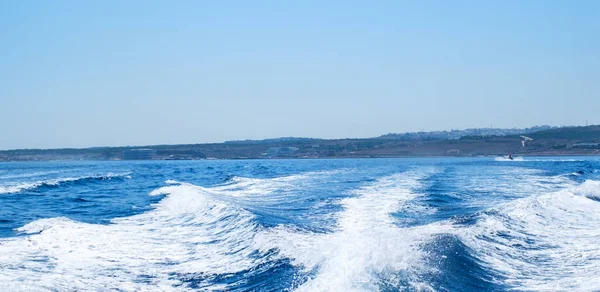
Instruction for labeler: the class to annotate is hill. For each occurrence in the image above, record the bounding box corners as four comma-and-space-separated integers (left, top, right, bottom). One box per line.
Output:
1, 125, 599, 161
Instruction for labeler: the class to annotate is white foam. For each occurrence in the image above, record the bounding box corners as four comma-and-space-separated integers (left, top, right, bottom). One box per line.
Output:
571, 180, 600, 200
3, 165, 597, 291
494, 156, 525, 161
256, 170, 450, 291
450, 167, 575, 212
458, 180, 600, 290
0, 169, 442, 291
213, 170, 345, 198
0, 182, 40, 194
0, 183, 264, 291
0, 170, 339, 291
0, 172, 132, 194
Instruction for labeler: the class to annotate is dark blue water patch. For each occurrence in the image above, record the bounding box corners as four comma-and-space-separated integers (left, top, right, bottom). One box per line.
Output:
419, 234, 505, 291
395, 166, 485, 227
564, 161, 600, 183
173, 257, 302, 292
586, 195, 600, 202
223, 174, 237, 182
344, 178, 377, 184
70, 197, 91, 203
0, 218, 13, 237
0, 184, 165, 237
250, 164, 272, 176
135, 274, 158, 285
244, 193, 346, 233
252, 208, 336, 234
522, 158, 600, 182
392, 193, 484, 228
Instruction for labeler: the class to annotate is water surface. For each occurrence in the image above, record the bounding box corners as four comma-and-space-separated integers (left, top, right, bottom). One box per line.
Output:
1, 157, 599, 291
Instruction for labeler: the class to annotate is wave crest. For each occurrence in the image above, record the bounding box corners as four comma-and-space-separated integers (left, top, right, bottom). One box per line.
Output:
459, 179, 600, 290
0, 172, 131, 195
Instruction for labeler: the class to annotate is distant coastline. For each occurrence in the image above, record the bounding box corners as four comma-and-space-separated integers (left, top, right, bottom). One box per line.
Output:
2, 125, 599, 162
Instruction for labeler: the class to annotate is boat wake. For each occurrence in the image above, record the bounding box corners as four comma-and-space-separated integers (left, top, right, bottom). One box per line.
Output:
256, 169, 450, 291
494, 156, 525, 162
1, 167, 600, 291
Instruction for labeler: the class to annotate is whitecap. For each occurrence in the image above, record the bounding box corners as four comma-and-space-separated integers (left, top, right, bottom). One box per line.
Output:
0, 172, 132, 195
458, 179, 600, 290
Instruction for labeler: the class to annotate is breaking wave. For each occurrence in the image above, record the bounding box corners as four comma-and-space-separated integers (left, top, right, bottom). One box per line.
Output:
459, 179, 600, 290
0, 170, 344, 291
0, 173, 132, 194
0, 183, 263, 290
2, 161, 600, 291
256, 169, 451, 291
0, 169, 446, 291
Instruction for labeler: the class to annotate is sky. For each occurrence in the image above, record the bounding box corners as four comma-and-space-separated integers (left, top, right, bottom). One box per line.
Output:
1, 0, 598, 149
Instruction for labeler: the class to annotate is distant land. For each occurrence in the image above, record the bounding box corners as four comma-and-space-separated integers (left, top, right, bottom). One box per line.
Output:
2, 125, 600, 161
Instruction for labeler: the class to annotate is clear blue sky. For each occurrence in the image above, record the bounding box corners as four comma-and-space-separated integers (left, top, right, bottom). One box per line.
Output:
1, 0, 598, 149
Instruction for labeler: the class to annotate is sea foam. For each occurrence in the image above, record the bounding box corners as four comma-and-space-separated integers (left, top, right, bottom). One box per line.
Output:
256, 169, 450, 291
0, 172, 131, 194
459, 179, 600, 290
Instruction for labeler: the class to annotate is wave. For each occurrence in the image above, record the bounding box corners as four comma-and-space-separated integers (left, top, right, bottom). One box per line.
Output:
0, 184, 262, 290
0, 171, 338, 291
450, 167, 575, 211
458, 179, 600, 290
573, 180, 600, 200
3, 166, 599, 291
0, 168, 444, 291
0, 173, 132, 194
255, 169, 451, 291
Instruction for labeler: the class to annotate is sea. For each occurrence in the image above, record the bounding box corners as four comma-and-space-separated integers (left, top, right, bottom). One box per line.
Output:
1, 157, 600, 291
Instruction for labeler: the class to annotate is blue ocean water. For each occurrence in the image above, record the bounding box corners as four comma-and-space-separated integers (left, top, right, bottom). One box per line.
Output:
1, 157, 600, 291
